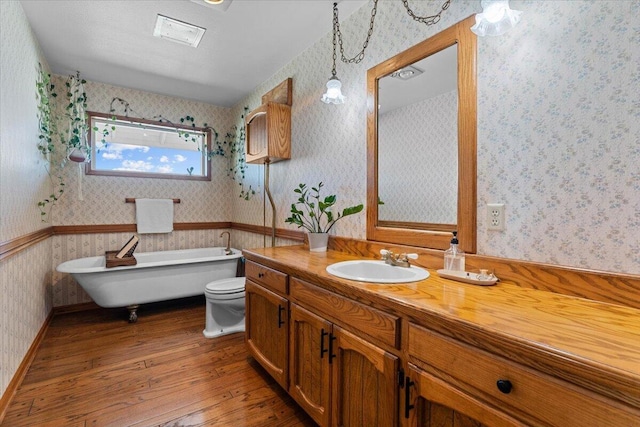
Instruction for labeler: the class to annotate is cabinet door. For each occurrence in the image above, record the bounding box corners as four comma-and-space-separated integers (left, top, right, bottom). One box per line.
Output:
289, 303, 332, 427
406, 363, 522, 427
331, 326, 399, 427
245, 280, 289, 390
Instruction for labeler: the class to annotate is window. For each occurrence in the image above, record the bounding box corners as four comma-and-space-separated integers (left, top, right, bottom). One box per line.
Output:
87, 112, 212, 181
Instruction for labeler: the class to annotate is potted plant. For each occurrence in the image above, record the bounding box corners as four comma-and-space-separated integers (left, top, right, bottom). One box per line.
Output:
285, 182, 363, 252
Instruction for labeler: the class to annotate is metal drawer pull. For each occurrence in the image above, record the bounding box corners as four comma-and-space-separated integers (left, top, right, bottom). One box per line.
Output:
497, 379, 513, 394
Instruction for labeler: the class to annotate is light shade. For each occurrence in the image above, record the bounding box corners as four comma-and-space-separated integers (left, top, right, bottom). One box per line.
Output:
321, 77, 346, 105
470, 0, 522, 37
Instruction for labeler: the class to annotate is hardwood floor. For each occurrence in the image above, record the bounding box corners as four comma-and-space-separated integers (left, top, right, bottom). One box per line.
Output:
2, 297, 316, 427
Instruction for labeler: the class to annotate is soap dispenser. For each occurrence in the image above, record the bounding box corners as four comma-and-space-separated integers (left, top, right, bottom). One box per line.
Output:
444, 231, 465, 271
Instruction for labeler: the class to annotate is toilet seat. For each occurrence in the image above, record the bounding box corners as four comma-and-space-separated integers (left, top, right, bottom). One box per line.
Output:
205, 278, 245, 300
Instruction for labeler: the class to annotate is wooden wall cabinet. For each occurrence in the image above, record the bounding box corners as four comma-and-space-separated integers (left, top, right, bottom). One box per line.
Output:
245, 78, 292, 165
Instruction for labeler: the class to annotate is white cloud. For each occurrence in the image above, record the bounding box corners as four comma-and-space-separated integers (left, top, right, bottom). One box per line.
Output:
174, 154, 187, 162
160, 155, 169, 163
114, 160, 154, 172
156, 165, 174, 174
102, 151, 122, 160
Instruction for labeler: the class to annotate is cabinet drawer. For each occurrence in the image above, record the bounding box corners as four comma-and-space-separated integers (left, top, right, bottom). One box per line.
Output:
246, 260, 288, 295
408, 323, 638, 427
291, 278, 400, 349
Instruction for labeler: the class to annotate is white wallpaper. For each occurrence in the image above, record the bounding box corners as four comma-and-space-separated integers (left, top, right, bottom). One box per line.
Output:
232, 0, 640, 274
2, 0, 640, 404
0, 0, 53, 401
51, 78, 235, 225
378, 90, 458, 224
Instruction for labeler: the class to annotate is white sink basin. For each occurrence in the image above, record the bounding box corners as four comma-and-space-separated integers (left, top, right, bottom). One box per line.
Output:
326, 260, 430, 283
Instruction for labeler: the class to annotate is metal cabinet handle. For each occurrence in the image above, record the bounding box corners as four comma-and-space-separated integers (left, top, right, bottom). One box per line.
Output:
404, 375, 415, 418
328, 333, 337, 364
320, 329, 329, 358
277, 305, 285, 328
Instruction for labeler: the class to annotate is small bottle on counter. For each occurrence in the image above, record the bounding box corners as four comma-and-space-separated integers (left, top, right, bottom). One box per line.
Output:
444, 231, 465, 271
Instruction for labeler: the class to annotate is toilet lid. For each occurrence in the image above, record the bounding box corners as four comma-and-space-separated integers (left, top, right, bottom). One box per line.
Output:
205, 278, 245, 294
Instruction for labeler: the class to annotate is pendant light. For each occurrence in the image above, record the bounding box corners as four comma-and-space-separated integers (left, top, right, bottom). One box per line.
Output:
470, 0, 522, 36
321, 3, 345, 104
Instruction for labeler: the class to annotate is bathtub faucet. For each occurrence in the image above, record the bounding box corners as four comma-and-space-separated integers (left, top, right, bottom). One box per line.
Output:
220, 231, 232, 255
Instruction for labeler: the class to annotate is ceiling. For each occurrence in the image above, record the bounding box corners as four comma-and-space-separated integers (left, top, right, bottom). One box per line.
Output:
20, 0, 367, 107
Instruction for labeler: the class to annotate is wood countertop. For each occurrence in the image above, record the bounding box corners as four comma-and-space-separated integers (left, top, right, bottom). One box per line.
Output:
243, 245, 640, 409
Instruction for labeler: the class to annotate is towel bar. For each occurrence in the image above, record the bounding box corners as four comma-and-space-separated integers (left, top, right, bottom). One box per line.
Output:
125, 198, 180, 204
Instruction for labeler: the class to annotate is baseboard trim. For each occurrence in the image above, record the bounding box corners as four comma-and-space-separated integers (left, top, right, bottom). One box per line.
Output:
0, 309, 54, 424
54, 301, 101, 315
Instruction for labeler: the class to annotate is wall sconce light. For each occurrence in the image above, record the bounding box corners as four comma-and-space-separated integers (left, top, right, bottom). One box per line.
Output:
470, 0, 522, 36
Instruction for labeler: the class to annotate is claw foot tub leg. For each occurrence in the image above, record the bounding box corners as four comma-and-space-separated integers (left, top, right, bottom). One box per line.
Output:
127, 305, 139, 323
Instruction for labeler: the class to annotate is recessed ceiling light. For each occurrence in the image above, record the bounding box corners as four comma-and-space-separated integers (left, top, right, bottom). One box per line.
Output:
390, 65, 424, 81
189, 0, 234, 12
153, 15, 206, 48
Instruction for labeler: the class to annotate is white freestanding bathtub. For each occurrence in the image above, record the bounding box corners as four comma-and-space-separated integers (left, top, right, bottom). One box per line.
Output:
56, 247, 243, 322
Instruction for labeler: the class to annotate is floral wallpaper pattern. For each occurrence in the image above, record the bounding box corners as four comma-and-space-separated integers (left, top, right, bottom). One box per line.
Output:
378, 90, 458, 224
2, 0, 639, 404
232, 0, 640, 274
0, 0, 52, 400
51, 78, 235, 225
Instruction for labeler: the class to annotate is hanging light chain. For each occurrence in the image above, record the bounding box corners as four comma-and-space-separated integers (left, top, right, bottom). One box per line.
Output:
333, 0, 379, 64
401, 0, 451, 26
330, 5, 338, 77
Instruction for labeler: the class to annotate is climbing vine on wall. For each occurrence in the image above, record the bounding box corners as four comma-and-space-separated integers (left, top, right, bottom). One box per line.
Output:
96, 98, 255, 198
36, 66, 90, 220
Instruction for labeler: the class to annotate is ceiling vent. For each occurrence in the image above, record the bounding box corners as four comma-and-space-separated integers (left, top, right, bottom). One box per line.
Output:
189, 0, 235, 13
153, 15, 206, 48
390, 65, 424, 81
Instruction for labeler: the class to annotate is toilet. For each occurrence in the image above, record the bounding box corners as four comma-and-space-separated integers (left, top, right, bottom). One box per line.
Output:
203, 277, 246, 338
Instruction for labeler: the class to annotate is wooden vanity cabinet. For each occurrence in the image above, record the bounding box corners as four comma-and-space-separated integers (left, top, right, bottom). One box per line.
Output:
245, 261, 289, 390
406, 322, 639, 427
243, 253, 639, 427
288, 277, 401, 426
405, 363, 522, 427
289, 303, 399, 427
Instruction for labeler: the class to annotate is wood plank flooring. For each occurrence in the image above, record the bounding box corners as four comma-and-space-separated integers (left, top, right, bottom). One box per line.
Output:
2, 297, 316, 426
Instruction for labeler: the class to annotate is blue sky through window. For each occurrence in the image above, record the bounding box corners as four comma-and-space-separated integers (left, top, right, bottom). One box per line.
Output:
91, 116, 207, 177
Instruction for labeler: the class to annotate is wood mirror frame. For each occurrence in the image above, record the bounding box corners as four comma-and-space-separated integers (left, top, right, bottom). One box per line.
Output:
366, 16, 477, 253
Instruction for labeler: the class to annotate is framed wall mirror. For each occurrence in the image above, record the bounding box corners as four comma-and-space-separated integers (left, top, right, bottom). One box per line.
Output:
366, 16, 477, 253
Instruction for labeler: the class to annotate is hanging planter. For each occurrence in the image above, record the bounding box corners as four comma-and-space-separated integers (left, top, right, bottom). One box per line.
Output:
62, 71, 91, 164
36, 68, 91, 220
68, 147, 89, 163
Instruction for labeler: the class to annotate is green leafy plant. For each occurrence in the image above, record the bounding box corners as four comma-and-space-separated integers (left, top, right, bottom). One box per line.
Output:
285, 182, 363, 233
61, 71, 90, 162
36, 64, 58, 157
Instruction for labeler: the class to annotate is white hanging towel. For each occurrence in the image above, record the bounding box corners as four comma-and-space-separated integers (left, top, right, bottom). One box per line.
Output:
135, 199, 174, 234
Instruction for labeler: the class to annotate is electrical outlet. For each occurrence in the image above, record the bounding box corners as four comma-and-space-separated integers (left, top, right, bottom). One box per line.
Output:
487, 203, 505, 231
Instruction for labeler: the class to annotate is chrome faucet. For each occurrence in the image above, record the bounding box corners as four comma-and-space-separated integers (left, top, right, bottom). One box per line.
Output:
220, 231, 232, 255
380, 249, 418, 268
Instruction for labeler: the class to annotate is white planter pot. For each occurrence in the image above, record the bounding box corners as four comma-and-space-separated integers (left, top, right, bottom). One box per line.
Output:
307, 233, 329, 252
68, 148, 88, 163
